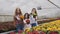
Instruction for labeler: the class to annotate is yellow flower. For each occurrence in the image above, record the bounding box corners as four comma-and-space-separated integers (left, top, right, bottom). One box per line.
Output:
47, 27, 52, 31
57, 28, 60, 30
20, 15, 24, 19
42, 28, 46, 31
25, 28, 30, 32
35, 27, 41, 31
29, 20, 60, 31
32, 27, 36, 30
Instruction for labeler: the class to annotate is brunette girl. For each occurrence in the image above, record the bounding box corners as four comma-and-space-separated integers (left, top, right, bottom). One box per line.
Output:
30, 8, 38, 27
24, 13, 31, 30
14, 8, 24, 32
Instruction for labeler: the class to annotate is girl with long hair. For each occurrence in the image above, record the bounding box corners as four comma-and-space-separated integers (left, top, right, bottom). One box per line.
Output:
14, 8, 24, 32
30, 8, 38, 27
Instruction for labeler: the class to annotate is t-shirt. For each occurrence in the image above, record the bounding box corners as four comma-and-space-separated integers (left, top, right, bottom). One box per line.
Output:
24, 24, 31, 30
24, 19, 31, 30
30, 15, 37, 24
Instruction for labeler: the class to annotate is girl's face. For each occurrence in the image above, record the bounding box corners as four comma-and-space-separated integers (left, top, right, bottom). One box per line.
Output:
32, 8, 36, 13
17, 8, 20, 14
24, 13, 29, 19
15, 8, 22, 15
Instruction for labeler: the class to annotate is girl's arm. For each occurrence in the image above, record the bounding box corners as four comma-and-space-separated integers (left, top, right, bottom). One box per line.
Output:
23, 20, 26, 24
36, 16, 37, 20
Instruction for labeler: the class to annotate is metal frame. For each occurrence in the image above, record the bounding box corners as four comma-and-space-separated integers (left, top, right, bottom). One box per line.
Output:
48, 0, 60, 9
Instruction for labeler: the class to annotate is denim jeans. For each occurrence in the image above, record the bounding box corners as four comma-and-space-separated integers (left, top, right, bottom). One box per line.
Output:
31, 23, 37, 27
16, 24, 24, 32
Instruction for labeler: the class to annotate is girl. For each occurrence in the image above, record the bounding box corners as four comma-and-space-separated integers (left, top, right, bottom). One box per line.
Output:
14, 8, 24, 32
30, 8, 38, 27
31, 8, 37, 19
24, 13, 31, 30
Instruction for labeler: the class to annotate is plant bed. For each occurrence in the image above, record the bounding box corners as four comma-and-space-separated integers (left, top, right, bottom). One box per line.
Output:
47, 31, 59, 34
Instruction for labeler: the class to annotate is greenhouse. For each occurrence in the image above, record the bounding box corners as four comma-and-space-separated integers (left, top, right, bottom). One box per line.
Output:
0, 0, 60, 34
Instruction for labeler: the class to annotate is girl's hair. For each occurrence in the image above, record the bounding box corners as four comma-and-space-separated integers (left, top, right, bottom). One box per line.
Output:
14, 8, 23, 21
31, 8, 37, 15
24, 13, 30, 19
15, 8, 22, 16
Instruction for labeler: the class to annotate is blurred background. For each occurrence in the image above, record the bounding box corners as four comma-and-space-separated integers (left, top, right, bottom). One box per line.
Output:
0, 0, 60, 22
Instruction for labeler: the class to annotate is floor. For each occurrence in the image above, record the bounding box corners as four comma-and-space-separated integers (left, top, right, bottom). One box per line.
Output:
0, 30, 15, 34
